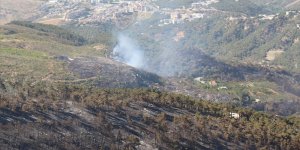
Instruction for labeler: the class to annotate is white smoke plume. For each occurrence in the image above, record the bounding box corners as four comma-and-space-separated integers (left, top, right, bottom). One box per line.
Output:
112, 33, 145, 69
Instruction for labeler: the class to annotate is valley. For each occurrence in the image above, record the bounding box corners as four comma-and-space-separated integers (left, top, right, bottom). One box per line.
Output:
1, 0, 300, 149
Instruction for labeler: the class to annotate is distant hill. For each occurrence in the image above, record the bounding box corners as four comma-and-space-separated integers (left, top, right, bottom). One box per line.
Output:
0, 0, 45, 25
249, 0, 300, 11
211, 0, 269, 16
128, 9, 300, 75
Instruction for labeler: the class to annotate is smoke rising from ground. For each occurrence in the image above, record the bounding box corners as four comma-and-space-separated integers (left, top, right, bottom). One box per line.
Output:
112, 32, 184, 77
111, 28, 190, 77
112, 33, 145, 69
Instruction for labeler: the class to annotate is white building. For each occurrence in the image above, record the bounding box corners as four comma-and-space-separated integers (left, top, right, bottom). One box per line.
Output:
229, 112, 240, 119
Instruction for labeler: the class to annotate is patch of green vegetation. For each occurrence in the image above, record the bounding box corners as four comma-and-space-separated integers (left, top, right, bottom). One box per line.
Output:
212, 0, 269, 16
0, 22, 128, 90
193, 79, 296, 106
0, 23, 107, 58
10, 21, 87, 46
0, 48, 48, 59
62, 23, 116, 46
250, 0, 300, 11
0, 48, 73, 83
0, 25, 92, 84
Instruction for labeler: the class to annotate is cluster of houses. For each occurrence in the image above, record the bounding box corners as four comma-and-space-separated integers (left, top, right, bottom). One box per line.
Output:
158, 0, 221, 26
194, 77, 262, 104
83, 0, 158, 24
49, 0, 123, 4
194, 77, 220, 88
159, 10, 204, 26
43, 0, 159, 25
45, 0, 300, 29
44, 0, 226, 27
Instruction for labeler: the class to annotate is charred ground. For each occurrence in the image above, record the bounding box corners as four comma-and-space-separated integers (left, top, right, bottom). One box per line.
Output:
0, 21, 300, 149
0, 84, 300, 150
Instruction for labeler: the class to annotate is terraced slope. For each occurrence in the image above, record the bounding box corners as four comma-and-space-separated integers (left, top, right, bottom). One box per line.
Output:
0, 22, 161, 90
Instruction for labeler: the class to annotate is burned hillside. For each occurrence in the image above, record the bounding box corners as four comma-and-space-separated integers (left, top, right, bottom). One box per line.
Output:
0, 84, 299, 150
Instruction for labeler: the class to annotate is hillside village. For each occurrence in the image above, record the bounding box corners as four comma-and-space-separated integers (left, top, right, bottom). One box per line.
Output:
38, 0, 300, 28
38, 0, 223, 26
